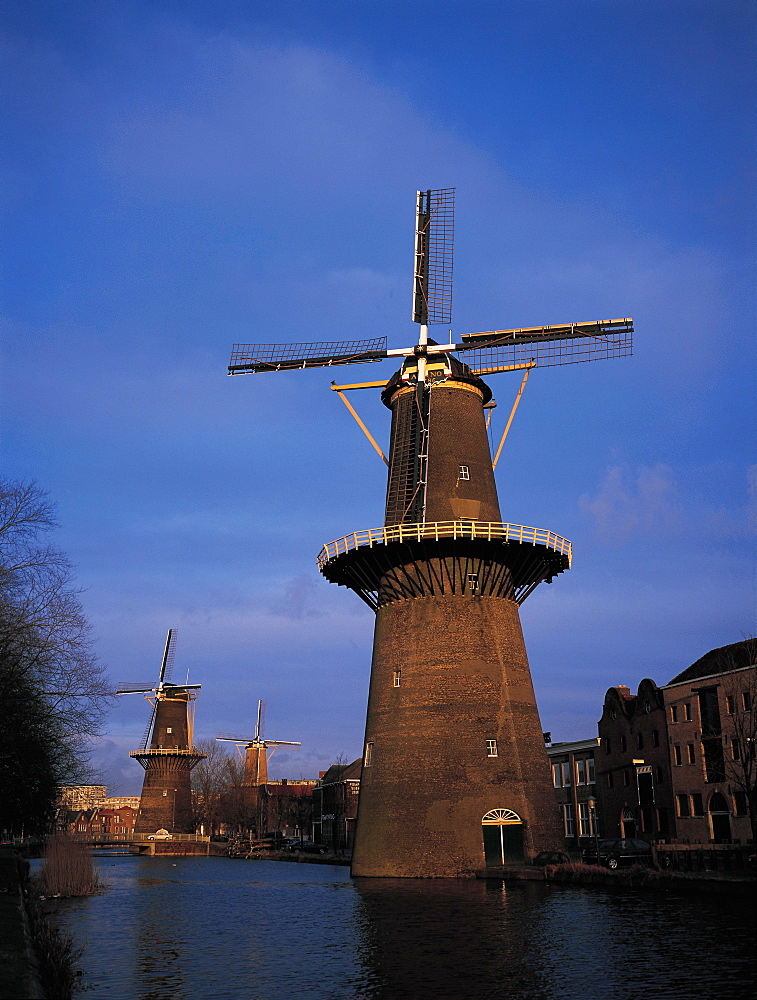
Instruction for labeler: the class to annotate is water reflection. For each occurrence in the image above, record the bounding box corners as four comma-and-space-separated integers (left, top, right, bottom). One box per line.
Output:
352, 879, 554, 999
46, 857, 756, 1000
135, 876, 189, 1000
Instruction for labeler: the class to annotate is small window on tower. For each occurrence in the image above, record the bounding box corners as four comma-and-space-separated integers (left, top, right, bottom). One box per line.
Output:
166, 727, 173, 734
364, 741, 374, 767
393, 670, 401, 688
486, 739, 498, 757
467, 573, 479, 593
459, 465, 470, 480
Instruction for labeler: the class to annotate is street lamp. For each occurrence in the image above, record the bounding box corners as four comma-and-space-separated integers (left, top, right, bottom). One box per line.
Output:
587, 796, 599, 859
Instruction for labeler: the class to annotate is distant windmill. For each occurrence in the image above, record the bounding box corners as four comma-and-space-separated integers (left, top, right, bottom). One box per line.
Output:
117, 629, 206, 835
217, 700, 301, 786
226, 188, 633, 876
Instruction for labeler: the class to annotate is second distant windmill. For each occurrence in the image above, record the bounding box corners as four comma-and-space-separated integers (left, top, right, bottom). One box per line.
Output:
217, 700, 301, 786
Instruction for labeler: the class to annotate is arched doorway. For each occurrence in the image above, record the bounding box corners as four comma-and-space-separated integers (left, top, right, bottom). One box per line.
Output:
482, 809, 524, 866
621, 807, 636, 838
708, 792, 731, 844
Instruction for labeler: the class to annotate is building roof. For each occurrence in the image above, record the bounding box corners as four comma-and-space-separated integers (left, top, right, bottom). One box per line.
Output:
319, 758, 362, 784
546, 738, 600, 755
666, 639, 755, 685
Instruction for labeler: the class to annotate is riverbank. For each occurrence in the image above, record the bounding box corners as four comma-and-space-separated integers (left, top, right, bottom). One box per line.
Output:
0, 851, 42, 999
476, 861, 756, 896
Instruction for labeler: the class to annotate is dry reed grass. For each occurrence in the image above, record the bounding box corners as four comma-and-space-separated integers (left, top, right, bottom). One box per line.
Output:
36, 834, 102, 898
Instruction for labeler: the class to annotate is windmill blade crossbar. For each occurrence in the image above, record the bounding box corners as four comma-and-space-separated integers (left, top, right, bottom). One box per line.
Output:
217, 733, 257, 743
229, 338, 388, 374
116, 682, 155, 694
459, 319, 633, 373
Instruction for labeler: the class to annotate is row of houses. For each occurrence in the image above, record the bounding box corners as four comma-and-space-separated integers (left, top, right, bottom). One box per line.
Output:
61, 805, 138, 840
547, 639, 755, 852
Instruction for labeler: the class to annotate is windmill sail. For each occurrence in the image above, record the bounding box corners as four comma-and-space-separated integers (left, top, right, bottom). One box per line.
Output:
459, 319, 633, 374
160, 628, 178, 683
413, 188, 455, 325
229, 338, 388, 374
255, 699, 266, 741
140, 702, 157, 751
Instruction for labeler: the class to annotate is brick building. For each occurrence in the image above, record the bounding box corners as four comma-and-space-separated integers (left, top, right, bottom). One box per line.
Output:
312, 759, 361, 850
596, 640, 755, 846
546, 738, 600, 851
662, 641, 755, 845
65, 806, 137, 839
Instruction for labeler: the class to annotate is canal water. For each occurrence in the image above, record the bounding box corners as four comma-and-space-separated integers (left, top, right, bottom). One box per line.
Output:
44, 855, 755, 1000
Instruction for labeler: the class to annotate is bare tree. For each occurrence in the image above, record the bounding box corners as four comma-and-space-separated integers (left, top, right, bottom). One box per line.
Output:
720, 640, 757, 844
0, 479, 109, 834
191, 739, 232, 836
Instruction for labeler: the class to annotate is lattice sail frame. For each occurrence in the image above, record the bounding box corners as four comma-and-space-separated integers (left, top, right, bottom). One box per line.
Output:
413, 187, 455, 325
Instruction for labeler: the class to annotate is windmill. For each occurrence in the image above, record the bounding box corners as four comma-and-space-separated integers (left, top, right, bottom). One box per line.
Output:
217, 700, 301, 786
117, 629, 206, 836
227, 188, 633, 876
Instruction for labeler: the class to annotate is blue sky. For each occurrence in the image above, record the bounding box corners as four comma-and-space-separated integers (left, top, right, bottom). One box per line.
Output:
1, 0, 753, 795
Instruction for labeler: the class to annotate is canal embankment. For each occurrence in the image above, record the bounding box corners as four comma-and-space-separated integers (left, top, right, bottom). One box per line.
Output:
477, 860, 756, 896
0, 849, 42, 999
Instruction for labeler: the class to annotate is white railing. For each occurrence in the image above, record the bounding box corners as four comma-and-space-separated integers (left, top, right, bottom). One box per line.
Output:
317, 521, 572, 568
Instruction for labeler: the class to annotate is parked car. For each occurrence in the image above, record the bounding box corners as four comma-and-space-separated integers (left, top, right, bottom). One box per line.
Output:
532, 850, 570, 866
286, 840, 328, 855
582, 838, 652, 869
148, 829, 173, 841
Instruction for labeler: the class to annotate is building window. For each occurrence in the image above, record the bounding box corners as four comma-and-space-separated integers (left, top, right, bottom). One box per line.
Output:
604, 738, 611, 754
670, 705, 678, 724
393, 670, 401, 687
673, 745, 682, 766
579, 802, 591, 837
743, 691, 752, 711
364, 741, 374, 767
734, 791, 748, 815
458, 465, 470, 480
731, 738, 741, 761
691, 793, 704, 816
486, 739, 498, 757
587, 758, 596, 784
166, 727, 172, 734
725, 695, 735, 715
576, 759, 586, 785
606, 772, 614, 789
636, 733, 644, 750
623, 770, 631, 787
684, 702, 692, 722
676, 794, 691, 818
620, 735, 627, 752
552, 763, 562, 788
561, 762, 571, 786
562, 803, 575, 838
687, 744, 696, 764
652, 730, 660, 748
467, 573, 479, 593
655, 766, 664, 784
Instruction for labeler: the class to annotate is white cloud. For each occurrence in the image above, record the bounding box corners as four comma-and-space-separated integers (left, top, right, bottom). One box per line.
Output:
579, 462, 682, 544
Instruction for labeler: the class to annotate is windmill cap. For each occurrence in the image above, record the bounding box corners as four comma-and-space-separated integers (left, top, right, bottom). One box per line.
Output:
381, 347, 492, 408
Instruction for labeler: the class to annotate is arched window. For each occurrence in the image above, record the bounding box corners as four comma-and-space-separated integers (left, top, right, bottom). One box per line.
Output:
482, 808, 521, 824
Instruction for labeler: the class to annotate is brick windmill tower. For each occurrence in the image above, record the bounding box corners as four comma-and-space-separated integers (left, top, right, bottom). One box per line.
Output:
117, 629, 206, 835
227, 189, 632, 876
217, 700, 301, 787
217, 700, 301, 836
